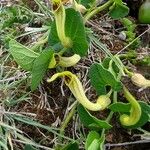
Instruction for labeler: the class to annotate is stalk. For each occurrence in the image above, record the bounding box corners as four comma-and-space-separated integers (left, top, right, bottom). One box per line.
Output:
84, 0, 114, 23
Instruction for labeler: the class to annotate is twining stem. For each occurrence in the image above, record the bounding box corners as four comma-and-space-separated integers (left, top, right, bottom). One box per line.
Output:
84, 0, 114, 23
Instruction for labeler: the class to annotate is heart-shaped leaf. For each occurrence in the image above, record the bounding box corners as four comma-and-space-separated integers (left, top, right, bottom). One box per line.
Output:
65, 8, 89, 56
85, 131, 105, 150
89, 63, 122, 95
31, 49, 53, 91
85, 131, 100, 150
79, 0, 96, 8
109, 1, 129, 19
9, 39, 39, 71
77, 104, 112, 130
109, 102, 131, 113
62, 141, 79, 150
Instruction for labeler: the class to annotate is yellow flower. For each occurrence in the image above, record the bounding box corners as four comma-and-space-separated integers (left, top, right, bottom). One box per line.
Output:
53, 4, 72, 48
47, 71, 111, 111
48, 54, 81, 68
131, 73, 150, 89
120, 86, 141, 126
52, 0, 61, 4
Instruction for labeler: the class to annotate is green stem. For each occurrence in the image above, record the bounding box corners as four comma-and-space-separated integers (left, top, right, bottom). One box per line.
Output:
101, 91, 117, 139
84, 0, 114, 23
107, 89, 113, 97
113, 91, 117, 103
60, 101, 78, 135
58, 48, 68, 55
124, 68, 134, 77
101, 111, 113, 136
118, 53, 137, 59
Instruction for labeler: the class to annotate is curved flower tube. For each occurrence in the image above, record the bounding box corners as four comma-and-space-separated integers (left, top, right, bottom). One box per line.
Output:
48, 54, 81, 68
47, 71, 111, 111
120, 86, 141, 126
53, 1, 72, 48
131, 73, 150, 89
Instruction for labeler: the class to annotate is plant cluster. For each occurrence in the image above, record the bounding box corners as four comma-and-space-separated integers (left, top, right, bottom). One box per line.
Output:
1, 0, 150, 149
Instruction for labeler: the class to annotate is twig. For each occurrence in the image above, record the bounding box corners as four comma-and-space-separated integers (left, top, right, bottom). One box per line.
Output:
0, 72, 28, 83
117, 27, 150, 54
105, 139, 150, 148
12, 139, 53, 150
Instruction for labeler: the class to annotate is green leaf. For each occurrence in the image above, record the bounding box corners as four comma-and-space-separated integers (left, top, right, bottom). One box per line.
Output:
62, 141, 79, 150
9, 39, 39, 71
88, 139, 100, 150
102, 57, 111, 69
31, 50, 53, 91
24, 145, 37, 150
109, 102, 131, 113
79, 0, 96, 8
85, 131, 100, 150
48, 21, 61, 46
65, 8, 88, 56
109, 1, 129, 19
99, 134, 105, 150
139, 101, 150, 114
85, 131, 105, 150
102, 57, 119, 76
89, 63, 122, 95
77, 104, 112, 130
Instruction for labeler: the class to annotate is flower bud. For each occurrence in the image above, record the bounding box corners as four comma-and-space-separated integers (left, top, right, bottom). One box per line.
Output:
48, 54, 81, 68
131, 73, 150, 88
75, 3, 87, 13
70, 0, 87, 13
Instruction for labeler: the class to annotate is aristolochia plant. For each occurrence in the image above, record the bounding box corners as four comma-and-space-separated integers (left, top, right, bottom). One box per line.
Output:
8, 0, 150, 149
